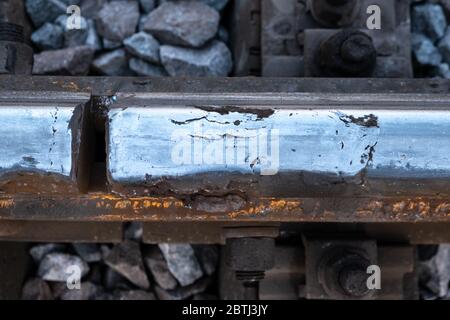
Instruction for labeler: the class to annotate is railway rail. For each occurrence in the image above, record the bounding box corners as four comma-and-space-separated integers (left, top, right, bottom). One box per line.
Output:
1, 76, 450, 227
1, 0, 449, 301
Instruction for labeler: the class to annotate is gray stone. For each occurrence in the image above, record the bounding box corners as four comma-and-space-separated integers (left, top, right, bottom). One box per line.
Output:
104, 267, 133, 290
64, 17, 90, 48
59, 0, 80, 5
160, 40, 232, 77
421, 288, 439, 300
140, 0, 156, 13
114, 290, 156, 300
435, 63, 450, 78
33, 46, 95, 75
38, 253, 90, 282
104, 240, 150, 289
194, 245, 219, 276
80, 0, 107, 19
86, 263, 103, 284
143, 1, 220, 48
129, 58, 168, 76
124, 221, 143, 241
158, 244, 203, 287
48, 282, 67, 299
54, 14, 68, 28
25, 0, 66, 28
55, 13, 88, 48
72, 243, 102, 262
92, 49, 133, 76
96, 1, 140, 42
217, 25, 229, 44
439, 26, 450, 63
22, 278, 54, 300
412, 33, 442, 66
102, 38, 122, 50
60, 282, 104, 300
419, 244, 450, 298
31, 23, 64, 50
138, 15, 150, 32
143, 246, 178, 290
100, 244, 112, 260
29, 243, 66, 263
412, 3, 447, 42
198, 0, 229, 11
154, 277, 211, 300
440, 0, 450, 20
85, 20, 102, 51
124, 32, 160, 63
165, 0, 229, 11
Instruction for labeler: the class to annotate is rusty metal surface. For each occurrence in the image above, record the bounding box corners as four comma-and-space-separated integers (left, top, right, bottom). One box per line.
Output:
281, 222, 450, 245
377, 245, 417, 300
0, 195, 448, 223
261, 0, 412, 77
142, 222, 279, 244
223, 244, 416, 300
304, 238, 378, 299
304, 28, 412, 77
259, 245, 305, 300
0, 220, 123, 243
3, 75, 450, 95
0, 76, 449, 225
261, 0, 303, 77
0, 0, 32, 43
229, 0, 261, 76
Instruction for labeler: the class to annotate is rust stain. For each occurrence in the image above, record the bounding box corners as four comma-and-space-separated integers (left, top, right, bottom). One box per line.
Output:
323, 210, 336, 218
1, 193, 450, 222
418, 201, 431, 216
88, 194, 184, 210
393, 201, 406, 213
0, 199, 14, 209
62, 82, 79, 91
114, 200, 132, 209
228, 199, 303, 218
356, 200, 384, 217
382, 199, 450, 218
52, 80, 80, 91
435, 202, 450, 213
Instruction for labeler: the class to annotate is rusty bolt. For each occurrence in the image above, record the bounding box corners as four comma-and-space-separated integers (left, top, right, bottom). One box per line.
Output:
225, 237, 275, 300
0, 22, 33, 75
340, 34, 375, 63
317, 29, 377, 77
318, 249, 372, 299
338, 258, 371, 297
